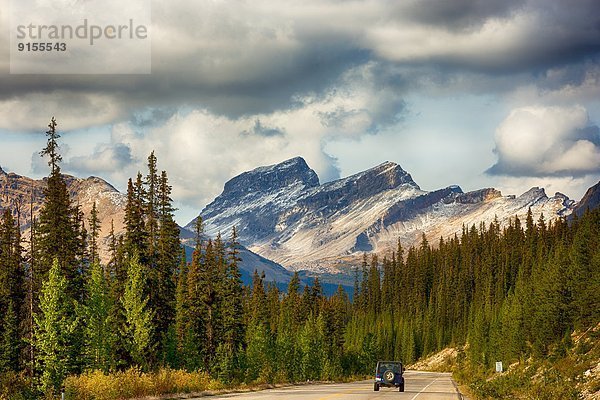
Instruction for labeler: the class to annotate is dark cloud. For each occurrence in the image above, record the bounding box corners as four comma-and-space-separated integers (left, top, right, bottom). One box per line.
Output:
131, 108, 178, 128
367, 0, 600, 76
1, 0, 598, 133
246, 119, 285, 137
396, 0, 526, 30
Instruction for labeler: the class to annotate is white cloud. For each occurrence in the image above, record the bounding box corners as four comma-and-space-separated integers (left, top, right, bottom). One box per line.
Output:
488, 105, 600, 177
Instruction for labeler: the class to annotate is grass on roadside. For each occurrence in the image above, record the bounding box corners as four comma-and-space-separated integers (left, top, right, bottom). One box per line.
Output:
64, 367, 217, 400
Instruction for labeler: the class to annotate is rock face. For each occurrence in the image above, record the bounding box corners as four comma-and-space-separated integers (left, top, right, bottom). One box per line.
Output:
186, 157, 585, 273
199, 157, 321, 241
572, 180, 600, 217
0, 168, 127, 262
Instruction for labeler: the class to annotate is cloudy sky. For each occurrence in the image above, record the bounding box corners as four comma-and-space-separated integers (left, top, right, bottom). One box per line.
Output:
1, 0, 599, 224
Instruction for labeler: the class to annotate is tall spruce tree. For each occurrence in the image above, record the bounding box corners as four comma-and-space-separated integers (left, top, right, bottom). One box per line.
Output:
36, 117, 86, 301
123, 177, 146, 258
174, 248, 189, 368
121, 253, 154, 370
81, 262, 117, 372
0, 209, 25, 371
154, 170, 179, 350
216, 227, 245, 379
183, 221, 206, 370
88, 202, 100, 266
34, 259, 79, 394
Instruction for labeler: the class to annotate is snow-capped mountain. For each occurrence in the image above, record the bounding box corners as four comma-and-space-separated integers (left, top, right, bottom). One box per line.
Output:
186, 157, 588, 273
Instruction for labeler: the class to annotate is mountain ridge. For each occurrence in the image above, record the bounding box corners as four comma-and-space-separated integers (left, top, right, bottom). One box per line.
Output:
3, 158, 598, 278
187, 156, 595, 273
0, 166, 292, 284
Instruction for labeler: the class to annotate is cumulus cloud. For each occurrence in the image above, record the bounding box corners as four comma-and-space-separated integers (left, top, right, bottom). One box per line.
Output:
487, 105, 600, 177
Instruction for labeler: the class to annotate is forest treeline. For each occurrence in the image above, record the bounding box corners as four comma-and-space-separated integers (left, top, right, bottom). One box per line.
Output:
0, 118, 599, 398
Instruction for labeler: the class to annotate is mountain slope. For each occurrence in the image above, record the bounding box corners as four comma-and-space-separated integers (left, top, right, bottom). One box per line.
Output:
0, 165, 292, 283
187, 157, 590, 273
572, 180, 600, 217
0, 166, 127, 262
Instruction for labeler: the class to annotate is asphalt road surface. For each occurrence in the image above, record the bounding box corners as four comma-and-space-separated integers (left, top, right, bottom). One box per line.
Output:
200, 371, 462, 400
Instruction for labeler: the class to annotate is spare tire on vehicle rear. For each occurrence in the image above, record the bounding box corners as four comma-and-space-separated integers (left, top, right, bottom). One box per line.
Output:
383, 369, 395, 384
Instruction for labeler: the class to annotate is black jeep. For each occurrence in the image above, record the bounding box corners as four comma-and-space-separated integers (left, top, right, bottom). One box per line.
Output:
374, 360, 405, 392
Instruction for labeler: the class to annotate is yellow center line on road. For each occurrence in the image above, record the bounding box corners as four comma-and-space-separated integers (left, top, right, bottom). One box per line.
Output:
409, 379, 438, 400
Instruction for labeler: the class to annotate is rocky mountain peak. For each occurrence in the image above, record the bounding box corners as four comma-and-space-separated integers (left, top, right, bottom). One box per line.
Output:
518, 187, 547, 204
320, 161, 419, 194
220, 156, 319, 200
366, 161, 419, 190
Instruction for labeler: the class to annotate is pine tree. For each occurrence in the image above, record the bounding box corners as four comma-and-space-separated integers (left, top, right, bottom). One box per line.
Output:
367, 255, 381, 315
244, 321, 273, 382
123, 177, 146, 258
153, 169, 179, 356
144, 152, 160, 263
88, 202, 101, 266
299, 313, 325, 380
0, 300, 20, 372
184, 240, 206, 370
381, 257, 394, 314
36, 118, 87, 301
310, 277, 324, 316
358, 253, 369, 312
200, 239, 220, 371
107, 219, 127, 298
0, 209, 25, 371
265, 282, 280, 335
34, 258, 79, 394
174, 248, 189, 367
568, 209, 600, 328
249, 270, 268, 326
81, 262, 116, 372
121, 253, 154, 369
217, 227, 245, 379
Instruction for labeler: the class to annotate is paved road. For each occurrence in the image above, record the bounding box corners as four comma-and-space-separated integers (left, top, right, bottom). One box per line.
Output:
201, 371, 462, 400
